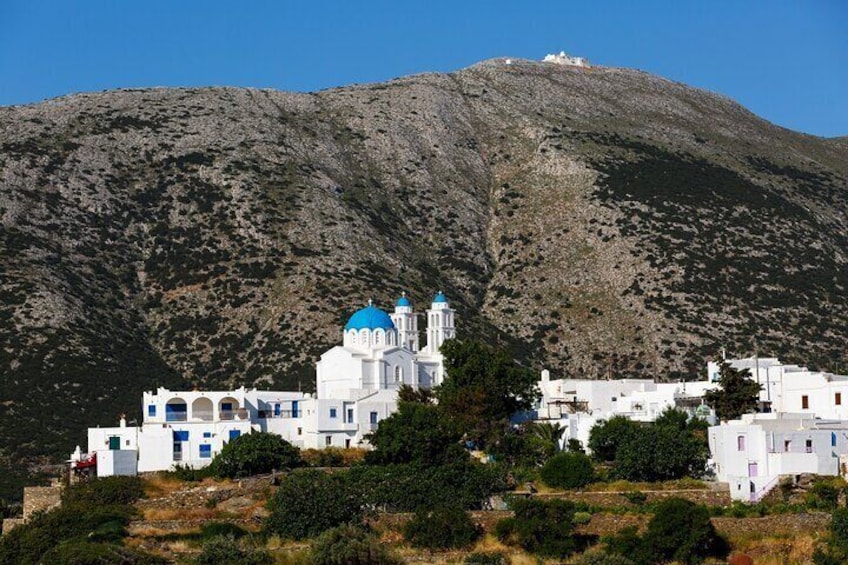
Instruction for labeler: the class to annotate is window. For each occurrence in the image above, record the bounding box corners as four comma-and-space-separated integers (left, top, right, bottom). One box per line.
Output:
837, 393, 842, 406
297, 427, 302, 436
148, 405, 156, 417
737, 435, 746, 451
802, 395, 809, 410
203, 432, 212, 438
806, 439, 813, 453
330, 408, 338, 419
229, 430, 241, 441
173, 431, 189, 442
370, 411, 378, 425
347, 408, 354, 423
345, 439, 351, 449
199, 445, 212, 459
833, 432, 837, 447
221, 402, 233, 412
325, 435, 332, 446
784, 440, 791, 452
394, 366, 403, 383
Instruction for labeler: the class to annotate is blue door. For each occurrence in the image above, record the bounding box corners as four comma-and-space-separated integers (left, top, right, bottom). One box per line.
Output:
292, 401, 299, 418
274, 403, 281, 417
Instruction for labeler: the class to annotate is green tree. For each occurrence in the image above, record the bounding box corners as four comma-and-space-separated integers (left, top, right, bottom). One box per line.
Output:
209, 431, 302, 478
403, 505, 482, 549
540, 452, 595, 489
639, 498, 727, 564
611, 424, 707, 482
495, 498, 578, 557
365, 401, 463, 466
264, 470, 364, 539
587, 416, 641, 462
397, 384, 435, 404
704, 361, 761, 421
437, 339, 540, 447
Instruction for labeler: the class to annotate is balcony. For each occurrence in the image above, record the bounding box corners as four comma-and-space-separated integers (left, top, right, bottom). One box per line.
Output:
165, 411, 188, 423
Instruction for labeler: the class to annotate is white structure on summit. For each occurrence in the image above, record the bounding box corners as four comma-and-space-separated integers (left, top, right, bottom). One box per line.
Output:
70, 291, 456, 476
542, 51, 590, 67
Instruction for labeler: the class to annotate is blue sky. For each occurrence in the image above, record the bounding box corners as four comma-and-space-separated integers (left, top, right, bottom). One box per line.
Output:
1, 1, 845, 137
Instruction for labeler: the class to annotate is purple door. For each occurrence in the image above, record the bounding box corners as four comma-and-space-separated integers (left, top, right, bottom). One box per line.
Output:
748, 462, 758, 477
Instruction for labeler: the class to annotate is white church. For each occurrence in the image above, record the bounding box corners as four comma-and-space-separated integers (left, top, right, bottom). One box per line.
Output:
71, 292, 456, 476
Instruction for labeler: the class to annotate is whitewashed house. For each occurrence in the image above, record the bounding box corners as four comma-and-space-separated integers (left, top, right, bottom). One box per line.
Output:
71, 292, 456, 476
542, 51, 590, 67
533, 370, 716, 450
709, 413, 848, 501
707, 357, 848, 420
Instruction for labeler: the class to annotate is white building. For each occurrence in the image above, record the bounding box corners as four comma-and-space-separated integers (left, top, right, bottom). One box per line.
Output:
707, 357, 848, 420
533, 370, 716, 450
71, 292, 457, 476
542, 51, 590, 67
709, 413, 848, 501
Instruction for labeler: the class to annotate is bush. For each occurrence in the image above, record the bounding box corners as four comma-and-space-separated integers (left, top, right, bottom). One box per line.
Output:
639, 498, 727, 564
808, 480, 842, 510
39, 541, 166, 565
465, 551, 510, 564
349, 459, 507, 512
570, 547, 636, 565
265, 469, 364, 539
62, 476, 145, 507
195, 535, 273, 565
610, 425, 706, 482
310, 525, 401, 565
573, 511, 592, 525
209, 431, 303, 478
199, 522, 249, 540
302, 447, 366, 467
541, 452, 595, 489
403, 505, 481, 549
496, 497, 578, 557
170, 463, 213, 482
0, 504, 133, 564
814, 507, 848, 565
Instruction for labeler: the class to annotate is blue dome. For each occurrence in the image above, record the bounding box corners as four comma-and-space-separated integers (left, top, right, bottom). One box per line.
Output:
433, 291, 448, 304
396, 295, 411, 307
345, 304, 396, 331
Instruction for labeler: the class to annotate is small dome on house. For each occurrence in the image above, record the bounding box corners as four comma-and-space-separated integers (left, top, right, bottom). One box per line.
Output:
396, 294, 411, 307
433, 291, 448, 304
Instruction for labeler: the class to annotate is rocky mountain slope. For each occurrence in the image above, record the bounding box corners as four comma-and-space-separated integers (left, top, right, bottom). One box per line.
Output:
1, 58, 847, 495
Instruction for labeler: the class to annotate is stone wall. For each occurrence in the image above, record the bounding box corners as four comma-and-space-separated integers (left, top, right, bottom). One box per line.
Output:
1, 480, 63, 535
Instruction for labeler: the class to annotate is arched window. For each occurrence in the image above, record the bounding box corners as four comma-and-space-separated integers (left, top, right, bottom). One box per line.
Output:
375, 330, 383, 345
394, 366, 403, 383
349, 330, 357, 345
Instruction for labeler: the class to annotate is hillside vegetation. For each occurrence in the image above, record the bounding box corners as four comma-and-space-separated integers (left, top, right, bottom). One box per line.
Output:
1, 58, 847, 496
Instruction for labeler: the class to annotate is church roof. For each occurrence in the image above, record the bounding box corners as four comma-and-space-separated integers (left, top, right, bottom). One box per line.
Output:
433, 291, 448, 303
396, 295, 411, 307
345, 304, 396, 331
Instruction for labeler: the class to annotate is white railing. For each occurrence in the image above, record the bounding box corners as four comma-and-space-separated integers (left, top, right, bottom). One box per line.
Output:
749, 475, 780, 502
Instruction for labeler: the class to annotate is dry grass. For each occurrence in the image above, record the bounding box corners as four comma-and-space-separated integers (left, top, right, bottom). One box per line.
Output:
725, 533, 819, 565
142, 506, 221, 521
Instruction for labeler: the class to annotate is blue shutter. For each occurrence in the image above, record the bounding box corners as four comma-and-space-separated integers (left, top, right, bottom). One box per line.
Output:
199, 445, 212, 458
173, 431, 189, 442
148, 405, 156, 417
229, 430, 241, 441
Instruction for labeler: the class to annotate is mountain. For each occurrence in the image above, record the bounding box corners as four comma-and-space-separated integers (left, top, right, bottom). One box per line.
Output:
1, 58, 846, 498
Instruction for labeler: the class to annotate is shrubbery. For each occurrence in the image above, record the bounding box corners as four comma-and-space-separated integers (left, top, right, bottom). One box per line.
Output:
265, 469, 364, 539
604, 497, 727, 565
195, 535, 273, 565
402, 505, 481, 549
540, 452, 595, 489
310, 525, 401, 565
209, 431, 302, 478
496, 497, 580, 558
39, 541, 166, 565
814, 507, 848, 565
0, 477, 155, 565
465, 551, 510, 564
